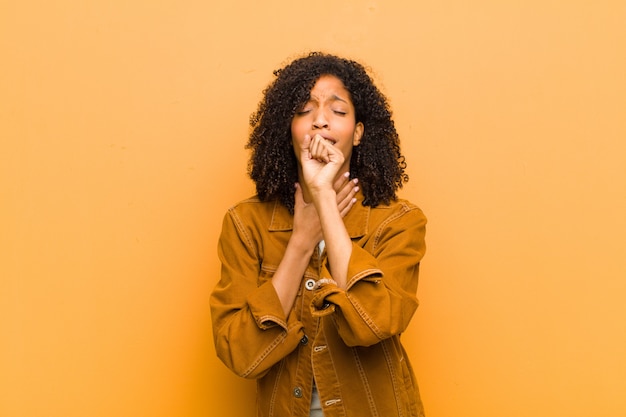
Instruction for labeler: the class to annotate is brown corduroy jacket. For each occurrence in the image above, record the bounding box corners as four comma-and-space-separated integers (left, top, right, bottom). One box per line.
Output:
210, 191, 427, 417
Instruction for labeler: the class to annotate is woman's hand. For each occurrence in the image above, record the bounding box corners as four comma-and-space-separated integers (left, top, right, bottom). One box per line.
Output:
334, 172, 360, 217
300, 134, 345, 194
291, 172, 359, 252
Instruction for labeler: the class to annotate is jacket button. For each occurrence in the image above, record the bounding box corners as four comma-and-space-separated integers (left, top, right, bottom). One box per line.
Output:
305, 279, 316, 290
300, 335, 308, 345
293, 386, 303, 398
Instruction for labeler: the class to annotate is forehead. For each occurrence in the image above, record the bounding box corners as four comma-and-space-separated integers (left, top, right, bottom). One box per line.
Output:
308, 75, 351, 101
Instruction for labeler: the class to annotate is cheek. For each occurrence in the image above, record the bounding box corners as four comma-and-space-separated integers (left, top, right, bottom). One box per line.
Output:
291, 118, 305, 136
290, 128, 298, 148
290, 122, 302, 151
291, 120, 310, 149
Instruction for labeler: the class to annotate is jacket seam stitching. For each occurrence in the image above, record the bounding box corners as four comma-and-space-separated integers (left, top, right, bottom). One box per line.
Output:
346, 268, 383, 290
351, 348, 379, 416
322, 320, 346, 415
242, 330, 287, 378
268, 359, 285, 416
382, 340, 404, 417
229, 207, 255, 251
372, 204, 414, 250
257, 314, 288, 330
346, 290, 384, 340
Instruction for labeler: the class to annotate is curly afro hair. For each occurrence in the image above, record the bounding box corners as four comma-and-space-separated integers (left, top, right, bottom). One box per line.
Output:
246, 52, 408, 213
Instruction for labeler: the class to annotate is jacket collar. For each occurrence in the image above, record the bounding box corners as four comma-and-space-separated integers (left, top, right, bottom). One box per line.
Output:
268, 190, 370, 239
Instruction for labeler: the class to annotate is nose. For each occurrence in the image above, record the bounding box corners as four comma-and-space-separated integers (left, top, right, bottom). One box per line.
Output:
312, 109, 329, 129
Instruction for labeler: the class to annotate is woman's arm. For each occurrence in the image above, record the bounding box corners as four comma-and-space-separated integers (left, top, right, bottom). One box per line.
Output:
312, 205, 427, 347
300, 134, 356, 288
210, 175, 359, 377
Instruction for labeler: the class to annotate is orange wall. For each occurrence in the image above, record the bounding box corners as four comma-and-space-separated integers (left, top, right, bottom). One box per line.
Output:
2, 1, 625, 416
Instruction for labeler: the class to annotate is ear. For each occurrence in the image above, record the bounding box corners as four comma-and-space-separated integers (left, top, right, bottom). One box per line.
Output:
353, 122, 364, 146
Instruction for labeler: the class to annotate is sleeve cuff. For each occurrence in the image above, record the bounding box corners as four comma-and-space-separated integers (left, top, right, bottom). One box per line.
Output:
247, 280, 290, 330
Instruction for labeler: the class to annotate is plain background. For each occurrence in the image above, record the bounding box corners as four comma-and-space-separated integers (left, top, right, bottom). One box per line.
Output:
1, 1, 625, 416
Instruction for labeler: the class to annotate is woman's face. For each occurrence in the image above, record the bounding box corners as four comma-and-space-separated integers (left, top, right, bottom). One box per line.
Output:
291, 75, 364, 175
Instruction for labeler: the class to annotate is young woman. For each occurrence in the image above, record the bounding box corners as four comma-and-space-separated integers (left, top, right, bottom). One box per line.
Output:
210, 52, 427, 417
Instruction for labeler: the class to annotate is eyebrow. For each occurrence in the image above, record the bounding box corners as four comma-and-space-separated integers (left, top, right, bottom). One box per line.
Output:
308, 94, 349, 104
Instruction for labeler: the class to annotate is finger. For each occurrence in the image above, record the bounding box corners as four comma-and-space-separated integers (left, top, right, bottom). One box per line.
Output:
337, 178, 358, 208
336, 177, 358, 205
310, 134, 331, 163
300, 135, 312, 161
333, 172, 351, 193
339, 196, 357, 218
337, 183, 358, 213
308, 134, 320, 156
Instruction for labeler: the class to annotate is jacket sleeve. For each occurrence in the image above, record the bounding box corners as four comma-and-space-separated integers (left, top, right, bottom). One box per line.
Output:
310, 205, 427, 347
210, 209, 304, 379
